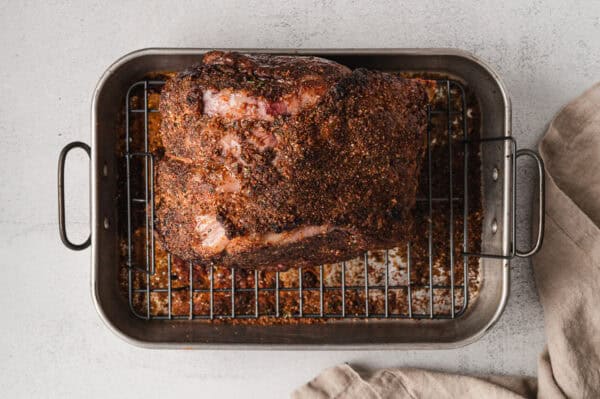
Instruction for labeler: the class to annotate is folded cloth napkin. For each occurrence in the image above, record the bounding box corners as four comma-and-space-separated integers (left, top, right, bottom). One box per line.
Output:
293, 82, 600, 399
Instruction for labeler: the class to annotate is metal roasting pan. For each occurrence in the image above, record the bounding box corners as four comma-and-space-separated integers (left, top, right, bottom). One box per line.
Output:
58, 48, 545, 349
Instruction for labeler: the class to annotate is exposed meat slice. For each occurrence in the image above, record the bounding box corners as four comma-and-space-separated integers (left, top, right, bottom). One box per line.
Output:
194, 215, 229, 251
155, 51, 429, 270
203, 89, 274, 120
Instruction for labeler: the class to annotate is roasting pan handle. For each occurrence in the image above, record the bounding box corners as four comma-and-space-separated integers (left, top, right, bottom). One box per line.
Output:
58, 141, 91, 251
515, 149, 545, 258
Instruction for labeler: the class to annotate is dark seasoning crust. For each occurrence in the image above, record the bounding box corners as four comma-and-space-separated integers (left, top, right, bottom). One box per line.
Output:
118, 53, 483, 324
156, 51, 429, 270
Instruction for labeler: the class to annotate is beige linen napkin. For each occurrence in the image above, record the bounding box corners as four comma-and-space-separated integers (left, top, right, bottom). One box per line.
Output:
293, 82, 600, 399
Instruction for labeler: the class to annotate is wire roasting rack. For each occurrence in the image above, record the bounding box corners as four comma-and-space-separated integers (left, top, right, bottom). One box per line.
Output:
123, 78, 497, 322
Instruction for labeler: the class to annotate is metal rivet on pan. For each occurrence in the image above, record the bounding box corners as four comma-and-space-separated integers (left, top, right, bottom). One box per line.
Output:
492, 167, 498, 181
103, 164, 108, 176
491, 219, 498, 234
103, 217, 110, 229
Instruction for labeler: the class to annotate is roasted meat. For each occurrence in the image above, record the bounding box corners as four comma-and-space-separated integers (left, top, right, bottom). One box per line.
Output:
155, 51, 429, 270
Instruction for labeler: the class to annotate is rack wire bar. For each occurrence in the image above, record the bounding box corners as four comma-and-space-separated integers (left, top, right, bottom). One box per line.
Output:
189, 261, 193, 320
298, 267, 303, 317
407, 243, 413, 318
426, 104, 434, 318
231, 268, 235, 318
275, 271, 280, 317
125, 79, 478, 321
319, 266, 324, 317
384, 250, 389, 317
459, 83, 470, 316
341, 262, 346, 317
364, 253, 369, 317
132, 283, 465, 294
447, 80, 456, 318
209, 266, 214, 320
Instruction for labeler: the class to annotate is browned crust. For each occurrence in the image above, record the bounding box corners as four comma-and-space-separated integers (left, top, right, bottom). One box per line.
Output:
155, 52, 429, 270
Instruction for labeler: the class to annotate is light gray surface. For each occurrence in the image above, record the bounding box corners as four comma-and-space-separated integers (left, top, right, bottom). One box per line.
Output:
0, 1, 598, 397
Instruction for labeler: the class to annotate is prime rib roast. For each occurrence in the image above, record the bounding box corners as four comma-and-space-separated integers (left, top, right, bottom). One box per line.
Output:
155, 51, 429, 271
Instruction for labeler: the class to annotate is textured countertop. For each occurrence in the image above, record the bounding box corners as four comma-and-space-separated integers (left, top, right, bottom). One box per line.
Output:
1, 1, 599, 397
